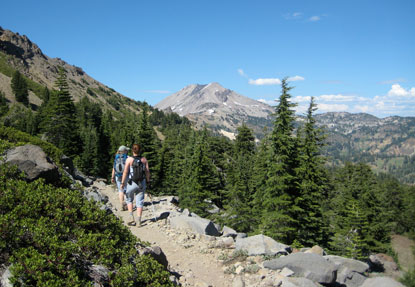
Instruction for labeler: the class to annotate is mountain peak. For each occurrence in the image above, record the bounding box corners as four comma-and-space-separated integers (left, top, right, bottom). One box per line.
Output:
155, 83, 274, 138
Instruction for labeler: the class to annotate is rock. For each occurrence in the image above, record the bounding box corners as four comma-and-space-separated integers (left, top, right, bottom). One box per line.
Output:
263, 253, 337, 284
0, 265, 12, 287
60, 154, 75, 174
286, 277, 321, 287
304, 245, 325, 256
236, 233, 247, 239
73, 168, 93, 186
168, 214, 221, 236
137, 246, 169, 269
87, 264, 109, 286
233, 276, 245, 287
84, 188, 108, 204
211, 237, 235, 249
369, 253, 399, 273
5, 144, 59, 184
279, 267, 294, 277
360, 276, 405, 287
235, 265, 244, 274
325, 255, 369, 287
222, 226, 238, 238
235, 234, 291, 256
171, 196, 180, 204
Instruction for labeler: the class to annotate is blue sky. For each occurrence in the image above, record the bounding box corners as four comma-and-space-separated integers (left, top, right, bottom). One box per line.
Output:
2, 0, 414, 117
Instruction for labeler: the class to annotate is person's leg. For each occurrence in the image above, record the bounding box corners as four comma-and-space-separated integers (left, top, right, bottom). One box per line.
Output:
135, 180, 146, 226
116, 177, 126, 210
125, 183, 137, 225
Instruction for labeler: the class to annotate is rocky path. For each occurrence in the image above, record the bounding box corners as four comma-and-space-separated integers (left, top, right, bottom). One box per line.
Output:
95, 181, 235, 287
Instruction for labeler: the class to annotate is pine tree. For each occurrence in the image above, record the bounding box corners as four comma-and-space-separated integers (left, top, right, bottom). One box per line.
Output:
0, 90, 9, 116
136, 104, 160, 188
295, 97, 329, 246
11, 70, 29, 106
328, 162, 390, 257
259, 78, 300, 244
42, 67, 79, 156
225, 124, 256, 233
178, 129, 221, 217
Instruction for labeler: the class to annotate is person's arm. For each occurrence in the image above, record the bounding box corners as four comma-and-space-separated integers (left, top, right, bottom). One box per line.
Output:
111, 167, 115, 183
120, 158, 131, 189
144, 157, 150, 183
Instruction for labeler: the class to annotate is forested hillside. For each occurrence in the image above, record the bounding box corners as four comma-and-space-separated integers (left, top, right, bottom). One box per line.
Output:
1, 26, 415, 286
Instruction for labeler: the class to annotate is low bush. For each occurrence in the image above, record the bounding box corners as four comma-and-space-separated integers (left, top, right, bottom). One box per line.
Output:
0, 165, 173, 286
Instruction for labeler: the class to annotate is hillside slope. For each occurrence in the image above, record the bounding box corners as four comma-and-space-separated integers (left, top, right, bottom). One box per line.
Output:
0, 26, 141, 113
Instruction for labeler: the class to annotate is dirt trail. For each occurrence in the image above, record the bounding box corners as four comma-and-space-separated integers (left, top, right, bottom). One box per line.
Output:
391, 234, 415, 272
96, 182, 235, 287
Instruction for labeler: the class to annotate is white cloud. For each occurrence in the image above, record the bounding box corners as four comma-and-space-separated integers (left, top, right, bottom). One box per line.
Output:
249, 78, 281, 85
287, 75, 305, 82
317, 103, 349, 112
318, 94, 357, 102
143, 90, 171, 94
238, 69, 248, 78
309, 16, 321, 22
354, 105, 370, 113
387, 84, 415, 97
284, 12, 303, 20
293, 95, 311, 103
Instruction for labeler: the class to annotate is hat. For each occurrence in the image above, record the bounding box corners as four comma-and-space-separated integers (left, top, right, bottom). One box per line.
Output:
118, 145, 130, 152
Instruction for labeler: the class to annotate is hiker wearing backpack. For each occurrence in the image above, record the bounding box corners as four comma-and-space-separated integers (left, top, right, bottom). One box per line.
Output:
121, 144, 150, 227
111, 145, 129, 211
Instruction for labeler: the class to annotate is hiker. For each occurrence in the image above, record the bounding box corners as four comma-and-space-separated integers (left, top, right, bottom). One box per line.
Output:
111, 145, 130, 211
121, 144, 150, 227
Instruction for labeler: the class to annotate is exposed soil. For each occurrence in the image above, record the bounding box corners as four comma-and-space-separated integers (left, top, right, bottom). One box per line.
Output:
96, 182, 235, 287
391, 234, 415, 272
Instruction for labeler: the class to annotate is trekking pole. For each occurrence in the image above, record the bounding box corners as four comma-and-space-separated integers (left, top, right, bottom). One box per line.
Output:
147, 192, 157, 222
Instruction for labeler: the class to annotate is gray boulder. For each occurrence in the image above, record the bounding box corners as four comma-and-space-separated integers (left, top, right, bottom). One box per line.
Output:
235, 234, 291, 256
138, 246, 169, 269
369, 253, 399, 274
5, 144, 59, 184
263, 253, 337, 285
87, 264, 109, 285
285, 277, 321, 287
221, 225, 238, 238
325, 255, 369, 287
168, 214, 221, 236
0, 265, 12, 287
360, 276, 405, 287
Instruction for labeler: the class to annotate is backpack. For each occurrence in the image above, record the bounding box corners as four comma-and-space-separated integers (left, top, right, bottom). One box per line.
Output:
130, 156, 146, 184
114, 153, 128, 176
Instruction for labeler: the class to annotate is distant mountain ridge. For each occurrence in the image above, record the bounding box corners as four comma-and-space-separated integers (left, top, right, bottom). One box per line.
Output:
157, 85, 415, 184
156, 82, 274, 139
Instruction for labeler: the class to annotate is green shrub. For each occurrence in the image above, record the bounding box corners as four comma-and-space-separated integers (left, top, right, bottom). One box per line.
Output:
0, 165, 173, 286
401, 267, 415, 287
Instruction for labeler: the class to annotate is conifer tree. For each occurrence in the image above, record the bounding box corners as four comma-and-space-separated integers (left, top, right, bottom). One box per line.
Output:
0, 90, 8, 116
42, 67, 79, 156
328, 162, 390, 257
295, 97, 329, 246
259, 78, 300, 244
11, 70, 29, 106
136, 104, 160, 188
225, 124, 256, 232
178, 129, 221, 217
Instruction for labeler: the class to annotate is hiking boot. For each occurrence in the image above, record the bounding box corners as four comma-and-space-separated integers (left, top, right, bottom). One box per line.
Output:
127, 220, 136, 226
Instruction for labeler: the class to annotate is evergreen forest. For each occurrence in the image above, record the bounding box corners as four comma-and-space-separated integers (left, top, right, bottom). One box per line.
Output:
1, 68, 415, 284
